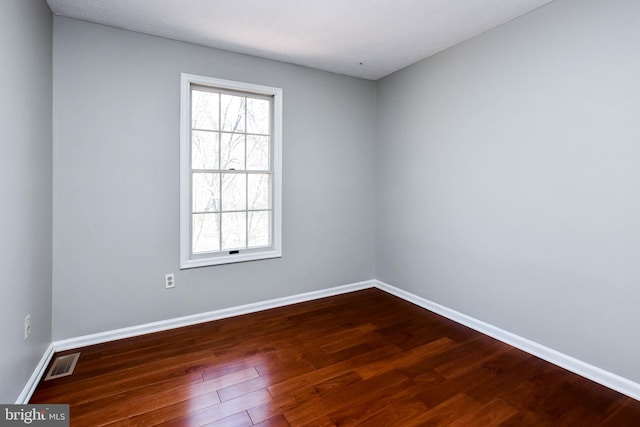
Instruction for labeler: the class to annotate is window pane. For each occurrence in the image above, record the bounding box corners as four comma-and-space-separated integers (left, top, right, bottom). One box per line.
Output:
246, 135, 270, 170
220, 133, 245, 170
221, 173, 246, 211
192, 89, 219, 130
193, 173, 220, 212
221, 212, 246, 250
248, 211, 270, 247
221, 94, 245, 132
193, 213, 220, 253
192, 131, 219, 170
248, 174, 270, 210
247, 98, 270, 135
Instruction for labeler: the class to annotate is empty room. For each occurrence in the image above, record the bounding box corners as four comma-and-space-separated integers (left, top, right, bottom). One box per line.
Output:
2, 0, 640, 425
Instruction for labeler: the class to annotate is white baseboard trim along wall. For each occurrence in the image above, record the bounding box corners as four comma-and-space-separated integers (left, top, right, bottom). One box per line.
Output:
16, 280, 373, 403
18, 279, 640, 403
16, 343, 56, 404
373, 280, 640, 402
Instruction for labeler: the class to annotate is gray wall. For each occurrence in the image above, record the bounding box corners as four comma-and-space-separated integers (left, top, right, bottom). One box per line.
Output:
0, 0, 53, 403
376, 0, 640, 382
52, 17, 376, 340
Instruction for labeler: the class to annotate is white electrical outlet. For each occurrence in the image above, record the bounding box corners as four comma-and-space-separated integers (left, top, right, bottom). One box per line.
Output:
165, 273, 175, 289
24, 314, 31, 340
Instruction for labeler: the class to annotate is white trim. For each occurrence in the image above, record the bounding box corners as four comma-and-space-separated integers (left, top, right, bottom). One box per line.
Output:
54, 280, 374, 351
181, 250, 282, 269
179, 73, 192, 268
16, 343, 55, 404
373, 280, 640, 401
179, 73, 283, 269
23, 279, 640, 404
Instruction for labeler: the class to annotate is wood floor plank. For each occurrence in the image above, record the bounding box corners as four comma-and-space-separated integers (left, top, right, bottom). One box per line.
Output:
246, 402, 282, 425
600, 399, 640, 426
250, 415, 290, 427
353, 337, 457, 380
67, 371, 222, 425
202, 367, 261, 387
203, 411, 253, 427
327, 381, 426, 426
128, 389, 222, 426
267, 344, 400, 398
152, 389, 272, 427
350, 397, 430, 427
31, 348, 218, 405
283, 370, 417, 425
218, 375, 273, 402
447, 398, 519, 427
29, 288, 640, 426
415, 392, 483, 426
433, 336, 511, 379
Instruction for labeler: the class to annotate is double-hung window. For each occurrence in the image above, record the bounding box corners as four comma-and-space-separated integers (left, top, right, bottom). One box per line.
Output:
180, 74, 282, 268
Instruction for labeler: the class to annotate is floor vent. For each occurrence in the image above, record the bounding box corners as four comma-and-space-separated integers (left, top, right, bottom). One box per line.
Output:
44, 352, 80, 381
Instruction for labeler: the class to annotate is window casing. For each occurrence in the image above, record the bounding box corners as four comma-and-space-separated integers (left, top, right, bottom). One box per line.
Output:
180, 74, 282, 268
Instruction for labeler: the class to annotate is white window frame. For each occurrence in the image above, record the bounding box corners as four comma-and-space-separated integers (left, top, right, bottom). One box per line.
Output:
180, 73, 283, 268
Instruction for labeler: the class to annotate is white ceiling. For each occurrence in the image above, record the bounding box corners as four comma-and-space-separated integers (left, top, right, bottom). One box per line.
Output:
46, 0, 553, 80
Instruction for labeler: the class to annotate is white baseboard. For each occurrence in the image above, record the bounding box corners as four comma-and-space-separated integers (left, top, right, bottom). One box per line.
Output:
54, 280, 375, 351
22, 280, 373, 401
373, 280, 640, 401
24, 278, 640, 404
16, 343, 55, 404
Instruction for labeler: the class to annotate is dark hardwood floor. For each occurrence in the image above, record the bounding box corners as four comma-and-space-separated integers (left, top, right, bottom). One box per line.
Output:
31, 288, 640, 426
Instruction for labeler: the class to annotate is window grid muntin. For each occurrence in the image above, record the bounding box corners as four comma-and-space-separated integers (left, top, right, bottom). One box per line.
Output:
190, 84, 274, 256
